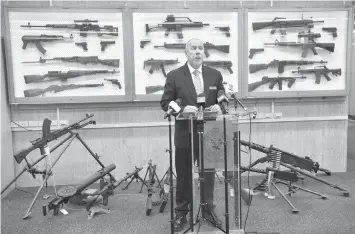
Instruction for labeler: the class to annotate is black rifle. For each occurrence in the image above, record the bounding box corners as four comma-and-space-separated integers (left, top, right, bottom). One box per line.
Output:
75, 42, 88, 51
264, 39, 335, 58
203, 60, 233, 74
291, 66, 341, 84
100, 41, 115, 51
145, 14, 209, 39
24, 69, 118, 84
140, 39, 151, 48
143, 58, 179, 77
21, 20, 118, 37
248, 76, 306, 92
298, 30, 321, 42
22, 34, 73, 54
145, 85, 165, 94
104, 79, 122, 89
249, 59, 327, 73
215, 26, 230, 37
146, 161, 157, 216
322, 27, 337, 38
22, 56, 119, 67
249, 48, 264, 59
24, 83, 104, 97
13, 114, 95, 164
252, 17, 324, 35
154, 42, 229, 58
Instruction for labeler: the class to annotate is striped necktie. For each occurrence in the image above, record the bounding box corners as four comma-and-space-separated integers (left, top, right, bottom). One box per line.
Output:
193, 70, 203, 95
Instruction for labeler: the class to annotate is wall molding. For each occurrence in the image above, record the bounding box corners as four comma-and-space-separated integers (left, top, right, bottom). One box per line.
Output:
11, 115, 348, 132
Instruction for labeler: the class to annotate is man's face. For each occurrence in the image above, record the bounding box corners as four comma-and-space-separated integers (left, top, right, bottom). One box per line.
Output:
185, 39, 204, 69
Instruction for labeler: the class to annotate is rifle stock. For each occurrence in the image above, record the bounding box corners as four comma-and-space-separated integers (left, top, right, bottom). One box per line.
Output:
252, 22, 274, 31
316, 43, 335, 52
248, 80, 267, 92
249, 64, 269, 73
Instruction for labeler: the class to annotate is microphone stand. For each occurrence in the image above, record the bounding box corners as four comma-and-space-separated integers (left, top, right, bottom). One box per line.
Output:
166, 114, 174, 234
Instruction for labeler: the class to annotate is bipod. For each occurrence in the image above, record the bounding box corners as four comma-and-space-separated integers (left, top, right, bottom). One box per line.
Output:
121, 167, 147, 191
139, 160, 163, 193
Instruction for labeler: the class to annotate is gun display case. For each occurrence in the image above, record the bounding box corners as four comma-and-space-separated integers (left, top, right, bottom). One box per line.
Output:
132, 10, 240, 101
245, 9, 351, 98
4, 8, 127, 104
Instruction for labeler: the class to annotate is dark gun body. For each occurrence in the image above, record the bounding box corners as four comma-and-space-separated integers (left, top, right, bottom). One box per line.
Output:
100, 41, 115, 51
249, 48, 264, 59
46, 164, 116, 216
22, 56, 119, 67
24, 69, 118, 83
215, 26, 230, 37
252, 17, 324, 35
104, 79, 122, 89
248, 76, 306, 92
298, 31, 321, 42
145, 85, 164, 94
144, 58, 179, 77
13, 114, 95, 164
203, 60, 233, 74
24, 83, 104, 97
322, 27, 337, 38
21, 20, 118, 37
22, 34, 73, 54
264, 39, 334, 58
146, 15, 209, 39
154, 42, 229, 58
249, 59, 327, 73
291, 66, 341, 84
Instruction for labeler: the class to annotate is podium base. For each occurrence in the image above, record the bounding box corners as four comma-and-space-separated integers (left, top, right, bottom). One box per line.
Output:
181, 230, 245, 234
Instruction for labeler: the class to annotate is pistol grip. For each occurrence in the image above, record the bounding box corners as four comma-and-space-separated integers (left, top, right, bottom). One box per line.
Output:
22, 41, 29, 50
227, 66, 233, 74
248, 53, 253, 59
315, 74, 321, 84
204, 49, 210, 58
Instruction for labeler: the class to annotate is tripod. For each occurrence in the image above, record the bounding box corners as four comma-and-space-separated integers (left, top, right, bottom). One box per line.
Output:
183, 110, 227, 234
252, 149, 328, 213
121, 169, 147, 191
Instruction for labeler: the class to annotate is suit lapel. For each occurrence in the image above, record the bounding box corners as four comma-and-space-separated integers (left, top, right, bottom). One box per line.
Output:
183, 63, 197, 101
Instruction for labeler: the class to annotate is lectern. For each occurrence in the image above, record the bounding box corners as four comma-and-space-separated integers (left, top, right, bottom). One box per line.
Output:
176, 111, 246, 234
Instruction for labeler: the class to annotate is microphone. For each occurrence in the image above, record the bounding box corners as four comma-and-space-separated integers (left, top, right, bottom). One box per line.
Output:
164, 98, 182, 119
197, 93, 205, 111
230, 93, 247, 111
217, 90, 229, 114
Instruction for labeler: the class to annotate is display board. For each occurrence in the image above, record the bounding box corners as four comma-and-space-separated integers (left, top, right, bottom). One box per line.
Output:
132, 11, 239, 99
4, 8, 126, 104
246, 10, 349, 98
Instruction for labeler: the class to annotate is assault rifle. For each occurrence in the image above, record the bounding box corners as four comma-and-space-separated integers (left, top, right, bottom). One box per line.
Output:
154, 42, 229, 58
249, 48, 264, 59
249, 59, 327, 73
22, 34, 73, 54
24, 69, 118, 84
252, 17, 324, 35
13, 114, 95, 164
248, 76, 306, 92
144, 58, 179, 77
21, 20, 118, 37
22, 56, 120, 67
203, 60, 233, 74
264, 39, 335, 58
24, 83, 104, 97
145, 14, 209, 39
215, 26, 230, 37
322, 27, 337, 38
145, 85, 164, 94
291, 66, 341, 84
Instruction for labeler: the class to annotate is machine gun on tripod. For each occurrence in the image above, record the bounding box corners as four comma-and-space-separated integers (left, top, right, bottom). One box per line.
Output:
240, 140, 349, 197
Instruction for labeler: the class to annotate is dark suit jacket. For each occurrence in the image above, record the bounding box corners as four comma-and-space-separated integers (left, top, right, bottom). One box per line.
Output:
160, 62, 225, 149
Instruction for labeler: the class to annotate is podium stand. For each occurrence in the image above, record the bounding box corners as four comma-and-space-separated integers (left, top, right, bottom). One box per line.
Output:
176, 111, 245, 234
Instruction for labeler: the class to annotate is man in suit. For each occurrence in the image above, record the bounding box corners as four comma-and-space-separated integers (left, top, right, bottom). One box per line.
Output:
160, 38, 225, 231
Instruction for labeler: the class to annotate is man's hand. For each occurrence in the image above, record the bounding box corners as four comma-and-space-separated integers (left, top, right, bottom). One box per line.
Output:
183, 105, 198, 113
209, 104, 222, 114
